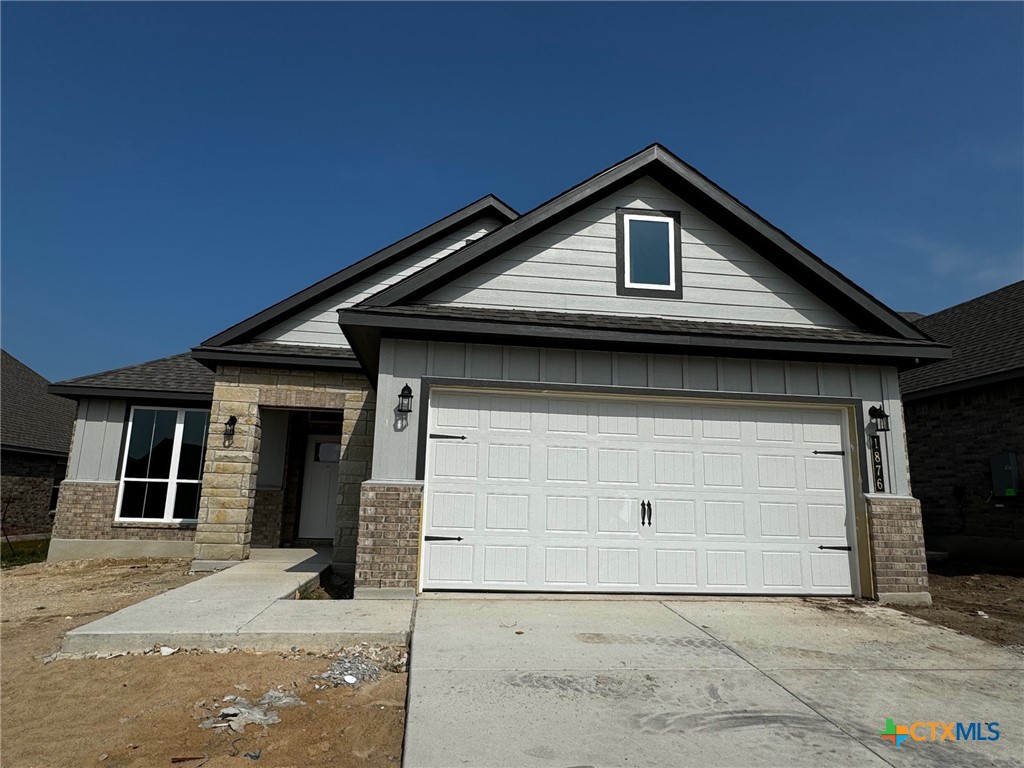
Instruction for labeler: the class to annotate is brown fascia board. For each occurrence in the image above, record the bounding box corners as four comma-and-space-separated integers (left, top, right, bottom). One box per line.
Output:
339, 307, 950, 387
200, 195, 518, 348
361, 144, 928, 342
47, 384, 213, 403
190, 346, 364, 373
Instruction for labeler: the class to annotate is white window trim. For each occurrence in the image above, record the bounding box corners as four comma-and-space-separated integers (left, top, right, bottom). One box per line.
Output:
115, 405, 210, 523
623, 212, 677, 291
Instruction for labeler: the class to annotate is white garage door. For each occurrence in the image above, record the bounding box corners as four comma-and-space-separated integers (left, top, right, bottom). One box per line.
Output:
421, 389, 857, 595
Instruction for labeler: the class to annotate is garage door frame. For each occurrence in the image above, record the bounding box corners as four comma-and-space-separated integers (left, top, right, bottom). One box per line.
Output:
417, 377, 872, 597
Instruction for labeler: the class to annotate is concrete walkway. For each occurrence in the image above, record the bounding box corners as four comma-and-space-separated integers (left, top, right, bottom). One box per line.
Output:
62, 549, 413, 655
405, 597, 1024, 768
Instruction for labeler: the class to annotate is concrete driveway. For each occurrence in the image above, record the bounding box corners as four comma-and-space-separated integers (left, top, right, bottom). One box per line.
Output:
404, 598, 1023, 768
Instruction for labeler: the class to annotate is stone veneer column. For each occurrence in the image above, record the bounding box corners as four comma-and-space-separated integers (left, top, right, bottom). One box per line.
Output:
865, 494, 931, 606
193, 366, 374, 570
355, 481, 424, 590
192, 374, 261, 565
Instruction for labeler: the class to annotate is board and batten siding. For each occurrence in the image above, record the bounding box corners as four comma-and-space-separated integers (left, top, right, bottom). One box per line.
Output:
66, 399, 127, 482
256, 218, 505, 348
424, 178, 856, 329
371, 339, 911, 497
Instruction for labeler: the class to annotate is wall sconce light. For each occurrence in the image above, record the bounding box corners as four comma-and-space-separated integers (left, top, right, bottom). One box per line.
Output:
868, 405, 890, 433
397, 384, 414, 414
224, 415, 238, 438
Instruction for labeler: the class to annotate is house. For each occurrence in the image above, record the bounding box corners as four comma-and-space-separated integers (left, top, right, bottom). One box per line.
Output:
900, 281, 1024, 565
47, 144, 951, 605
1, 350, 77, 536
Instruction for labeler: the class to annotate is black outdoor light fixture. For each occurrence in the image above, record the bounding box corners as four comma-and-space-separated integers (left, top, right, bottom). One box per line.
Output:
224, 415, 238, 438
397, 384, 414, 414
868, 405, 890, 433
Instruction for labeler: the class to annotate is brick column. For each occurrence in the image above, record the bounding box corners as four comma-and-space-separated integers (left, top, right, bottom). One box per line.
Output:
866, 494, 931, 606
355, 481, 423, 590
192, 375, 261, 566
332, 390, 376, 584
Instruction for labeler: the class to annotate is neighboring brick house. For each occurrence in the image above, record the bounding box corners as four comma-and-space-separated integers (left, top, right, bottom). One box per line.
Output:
49, 143, 951, 604
1, 350, 77, 536
900, 281, 1024, 565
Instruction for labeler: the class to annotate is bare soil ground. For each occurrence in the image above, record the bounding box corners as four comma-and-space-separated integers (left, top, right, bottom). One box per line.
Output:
901, 561, 1024, 648
1, 559, 406, 768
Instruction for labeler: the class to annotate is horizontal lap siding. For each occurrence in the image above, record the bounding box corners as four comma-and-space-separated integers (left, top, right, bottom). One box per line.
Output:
372, 339, 911, 498
255, 218, 504, 348
424, 178, 855, 329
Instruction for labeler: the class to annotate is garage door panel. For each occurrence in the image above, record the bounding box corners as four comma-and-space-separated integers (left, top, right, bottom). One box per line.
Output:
430, 491, 476, 529
423, 389, 856, 595
654, 451, 695, 486
486, 444, 530, 481
545, 547, 588, 584
702, 453, 744, 487
597, 548, 640, 586
545, 496, 588, 532
804, 457, 845, 490
546, 446, 588, 482
485, 494, 529, 531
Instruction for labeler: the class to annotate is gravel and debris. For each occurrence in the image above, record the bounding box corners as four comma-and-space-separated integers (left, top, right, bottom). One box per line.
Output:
199, 688, 305, 733
314, 656, 381, 689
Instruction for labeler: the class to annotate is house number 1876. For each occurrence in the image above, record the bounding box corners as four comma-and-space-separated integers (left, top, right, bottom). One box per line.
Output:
870, 435, 885, 493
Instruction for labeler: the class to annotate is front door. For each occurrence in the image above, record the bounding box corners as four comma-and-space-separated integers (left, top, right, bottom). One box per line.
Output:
298, 435, 340, 540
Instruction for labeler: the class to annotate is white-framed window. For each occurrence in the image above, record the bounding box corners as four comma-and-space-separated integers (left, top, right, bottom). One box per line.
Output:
616, 208, 682, 298
116, 406, 210, 522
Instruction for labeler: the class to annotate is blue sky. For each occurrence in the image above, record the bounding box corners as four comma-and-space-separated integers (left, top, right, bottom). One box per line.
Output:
2, 2, 1022, 382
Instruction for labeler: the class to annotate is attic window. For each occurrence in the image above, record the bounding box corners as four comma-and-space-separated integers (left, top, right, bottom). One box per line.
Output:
616, 208, 682, 298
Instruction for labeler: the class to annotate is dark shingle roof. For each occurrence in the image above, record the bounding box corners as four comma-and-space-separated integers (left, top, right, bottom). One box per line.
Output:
398, 304, 931, 346
51, 353, 215, 397
900, 281, 1024, 396
1, 350, 77, 455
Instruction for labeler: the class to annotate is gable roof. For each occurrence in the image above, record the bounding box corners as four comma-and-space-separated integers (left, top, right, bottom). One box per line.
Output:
900, 280, 1024, 399
359, 144, 930, 342
1, 350, 77, 456
49, 353, 214, 402
201, 194, 518, 348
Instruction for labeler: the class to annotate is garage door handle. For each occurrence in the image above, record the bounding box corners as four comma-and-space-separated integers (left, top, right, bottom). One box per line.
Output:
812, 450, 845, 455
425, 535, 464, 542
640, 500, 652, 527
817, 545, 852, 551
429, 433, 467, 440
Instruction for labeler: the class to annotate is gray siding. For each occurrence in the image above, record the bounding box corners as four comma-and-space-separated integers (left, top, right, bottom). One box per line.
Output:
256, 218, 505, 348
424, 178, 855, 329
371, 339, 911, 497
66, 399, 127, 482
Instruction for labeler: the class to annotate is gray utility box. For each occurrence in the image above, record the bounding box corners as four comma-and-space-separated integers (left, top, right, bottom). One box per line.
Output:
990, 453, 1020, 496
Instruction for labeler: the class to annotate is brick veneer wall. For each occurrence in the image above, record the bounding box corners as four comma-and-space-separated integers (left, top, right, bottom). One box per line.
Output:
51, 481, 196, 541
252, 489, 284, 546
866, 495, 929, 602
903, 379, 1024, 544
1, 451, 58, 535
355, 482, 423, 590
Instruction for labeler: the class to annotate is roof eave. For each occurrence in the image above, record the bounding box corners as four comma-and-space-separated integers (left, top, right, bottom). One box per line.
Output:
190, 346, 365, 373
902, 366, 1024, 402
200, 195, 519, 348
47, 384, 213, 402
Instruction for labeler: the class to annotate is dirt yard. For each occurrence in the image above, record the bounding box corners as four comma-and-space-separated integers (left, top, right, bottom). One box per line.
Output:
901, 562, 1024, 649
0, 558, 407, 767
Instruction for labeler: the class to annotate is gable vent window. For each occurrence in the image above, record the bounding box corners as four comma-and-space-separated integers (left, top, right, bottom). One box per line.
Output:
616, 208, 682, 298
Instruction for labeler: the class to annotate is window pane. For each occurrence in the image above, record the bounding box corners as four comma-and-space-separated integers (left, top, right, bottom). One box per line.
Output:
177, 412, 210, 480
148, 410, 177, 479
628, 219, 672, 286
173, 483, 201, 520
120, 481, 168, 519
125, 409, 156, 478
316, 442, 341, 463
